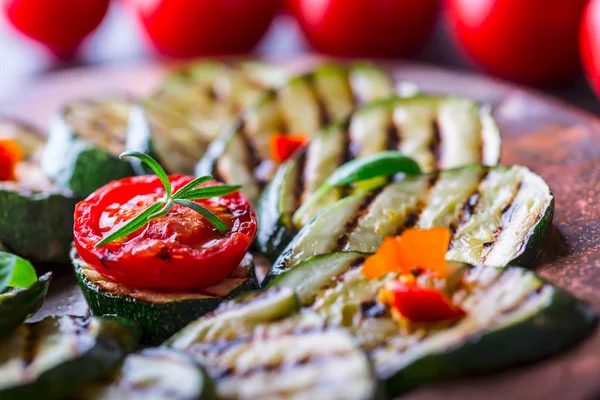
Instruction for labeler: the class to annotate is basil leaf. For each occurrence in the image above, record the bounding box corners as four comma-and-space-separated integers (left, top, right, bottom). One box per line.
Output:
0, 252, 37, 292
174, 199, 229, 233
96, 202, 164, 248
120, 151, 173, 198
177, 185, 242, 200
293, 152, 421, 227
173, 176, 213, 199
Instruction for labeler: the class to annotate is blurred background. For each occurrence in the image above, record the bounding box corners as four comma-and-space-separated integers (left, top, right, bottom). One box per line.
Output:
1, 0, 599, 114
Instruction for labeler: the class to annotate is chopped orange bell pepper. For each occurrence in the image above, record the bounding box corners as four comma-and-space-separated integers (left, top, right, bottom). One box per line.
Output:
0, 138, 24, 181
361, 227, 451, 279
270, 133, 308, 163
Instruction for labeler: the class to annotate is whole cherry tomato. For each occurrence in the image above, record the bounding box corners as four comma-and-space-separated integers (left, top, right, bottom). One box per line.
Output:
291, 0, 439, 58
3, 0, 109, 60
74, 175, 258, 290
446, 0, 588, 86
581, 0, 600, 98
133, 0, 280, 58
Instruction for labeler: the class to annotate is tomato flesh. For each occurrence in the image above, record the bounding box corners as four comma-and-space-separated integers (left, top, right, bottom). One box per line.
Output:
74, 175, 257, 290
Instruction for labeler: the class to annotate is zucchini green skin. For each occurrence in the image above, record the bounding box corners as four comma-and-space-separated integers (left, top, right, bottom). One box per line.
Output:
385, 285, 596, 395
73, 250, 260, 345
256, 95, 502, 261
76, 347, 215, 400
41, 100, 135, 198
266, 164, 554, 283
271, 252, 597, 398
0, 316, 141, 400
0, 273, 51, 339
0, 187, 78, 263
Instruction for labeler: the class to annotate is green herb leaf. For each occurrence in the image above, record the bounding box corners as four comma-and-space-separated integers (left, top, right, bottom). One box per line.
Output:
176, 184, 242, 200
293, 152, 421, 227
174, 199, 229, 233
0, 252, 37, 292
148, 199, 175, 220
173, 176, 213, 199
96, 202, 164, 248
120, 151, 172, 198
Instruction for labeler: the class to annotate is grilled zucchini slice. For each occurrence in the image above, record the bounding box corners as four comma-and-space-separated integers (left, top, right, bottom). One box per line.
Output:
257, 95, 501, 259
42, 98, 134, 198
268, 164, 553, 281
73, 249, 260, 344
127, 60, 288, 175
168, 291, 381, 400
196, 63, 396, 206
0, 120, 79, 263
0, 273, 51, 339
271, 252, 597, 396
76, 348, 215, 400
0, 315, 140, 400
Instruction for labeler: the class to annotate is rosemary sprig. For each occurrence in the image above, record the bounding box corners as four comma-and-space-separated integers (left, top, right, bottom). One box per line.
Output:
96, 152, 241, 248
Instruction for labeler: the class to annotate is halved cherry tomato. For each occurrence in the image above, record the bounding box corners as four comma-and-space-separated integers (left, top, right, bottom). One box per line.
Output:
379, 280, 465, 322
0, 139, 24, 181
74, 175, 257, 290
270, 133, 308, 163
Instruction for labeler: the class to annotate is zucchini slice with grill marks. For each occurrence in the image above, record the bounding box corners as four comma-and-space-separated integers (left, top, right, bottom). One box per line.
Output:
73, 248, 260, 344
257, 95, 501, 260
42, 98, 134, 198
0, 315, 140, 400
0, 273, 51, 339
268, 164, 553, 281
75, 348, 215, 400
127, 60, 288, 175
196, 63, 396, 206
0, 120, 79, 263
168, 289, 382, 400
270, 252, 597, 396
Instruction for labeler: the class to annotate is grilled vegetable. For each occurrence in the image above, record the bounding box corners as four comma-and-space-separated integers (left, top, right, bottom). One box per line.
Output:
196, 63, 397, 206
0, 120, 78, 263
73, 249, 260, 344
42, 98, 134, 198
268, 164, 553, 281
75, 348, 215, 400
127, 60, 288, 175
168, 290, 381, 400
257, 95, 501, 260
0, 272, 51, 339
270, 251, 597, 396
0, 315, 140, 400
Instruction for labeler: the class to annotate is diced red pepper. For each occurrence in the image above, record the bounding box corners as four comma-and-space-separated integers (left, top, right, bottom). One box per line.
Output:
270, 133, 309, 163
362, 227, 451, 279
0, 139, 24, 181
379, 279, 466, 322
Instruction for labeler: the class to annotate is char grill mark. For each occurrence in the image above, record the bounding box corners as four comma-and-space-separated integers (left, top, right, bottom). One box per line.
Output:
335, 188, 385, 250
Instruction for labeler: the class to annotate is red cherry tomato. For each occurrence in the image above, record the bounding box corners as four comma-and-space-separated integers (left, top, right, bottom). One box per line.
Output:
291, 0, 439, 58
581, 0, 600, 98
3, 0, 109, 60
74, 175, 257, 291
447, 0, 587, 86
132, 0, 280, 58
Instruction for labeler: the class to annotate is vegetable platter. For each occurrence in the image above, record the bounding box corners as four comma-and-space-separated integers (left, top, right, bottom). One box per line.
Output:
0, 57, 599, 400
